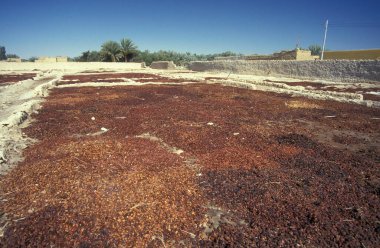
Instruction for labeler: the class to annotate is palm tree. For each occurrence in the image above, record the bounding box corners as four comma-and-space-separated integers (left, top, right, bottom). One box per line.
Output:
308, 45, 322, 56
100, 41, 122, 62
120, 38, 138, 62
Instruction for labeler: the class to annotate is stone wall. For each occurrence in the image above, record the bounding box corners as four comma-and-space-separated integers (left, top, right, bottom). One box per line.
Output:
6, 58, 22, 62
150, 61, 176, 69
215, 49, 317, 61
35, 57, 58, 63
56, 56, 68, 62
295, 50, 318, 61
188, 60, 380, 83
35, 56, 68, 62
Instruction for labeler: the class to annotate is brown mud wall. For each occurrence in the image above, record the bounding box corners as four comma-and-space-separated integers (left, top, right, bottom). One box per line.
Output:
188, 60, 380, 83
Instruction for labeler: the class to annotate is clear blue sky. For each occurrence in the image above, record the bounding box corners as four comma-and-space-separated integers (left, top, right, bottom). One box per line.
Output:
1, 0, 379, 58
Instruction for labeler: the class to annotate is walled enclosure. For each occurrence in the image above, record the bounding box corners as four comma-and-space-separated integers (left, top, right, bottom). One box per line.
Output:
188, 60, 380, 83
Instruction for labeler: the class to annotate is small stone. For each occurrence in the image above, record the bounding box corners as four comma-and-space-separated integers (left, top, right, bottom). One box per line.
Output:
91, 117, 95, 121
207, 122, 214, 126
0, 151, 7, 164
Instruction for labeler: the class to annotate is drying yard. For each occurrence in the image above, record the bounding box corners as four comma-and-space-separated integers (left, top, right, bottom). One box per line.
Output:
0, 64, 379, 247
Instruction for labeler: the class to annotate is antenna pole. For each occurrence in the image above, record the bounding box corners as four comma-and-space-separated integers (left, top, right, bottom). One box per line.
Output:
321, 19, 328, 60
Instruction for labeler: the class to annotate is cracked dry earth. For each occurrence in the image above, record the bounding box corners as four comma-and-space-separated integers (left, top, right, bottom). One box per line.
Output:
0, 73, 379, 247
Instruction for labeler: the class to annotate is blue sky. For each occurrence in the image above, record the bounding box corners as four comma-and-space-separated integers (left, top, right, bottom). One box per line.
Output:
1, 0, 379, 58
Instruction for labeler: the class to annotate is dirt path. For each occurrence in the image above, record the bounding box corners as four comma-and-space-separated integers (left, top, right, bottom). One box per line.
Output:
0, 72, 61, 173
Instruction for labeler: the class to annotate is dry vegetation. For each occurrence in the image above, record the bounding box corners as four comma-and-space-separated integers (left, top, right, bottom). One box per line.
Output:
0, 72, 379, 247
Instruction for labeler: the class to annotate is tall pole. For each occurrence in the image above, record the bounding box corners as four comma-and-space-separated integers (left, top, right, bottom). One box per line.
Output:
321, 19, 329, 60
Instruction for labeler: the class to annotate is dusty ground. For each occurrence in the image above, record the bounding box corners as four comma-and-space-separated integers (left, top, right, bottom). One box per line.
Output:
0, 71, 60, 172
264, 79, 380, 102
0, 70, 379, 247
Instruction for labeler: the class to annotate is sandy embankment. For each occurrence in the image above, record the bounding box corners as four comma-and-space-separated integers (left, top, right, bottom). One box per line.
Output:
0, 72, 61, 174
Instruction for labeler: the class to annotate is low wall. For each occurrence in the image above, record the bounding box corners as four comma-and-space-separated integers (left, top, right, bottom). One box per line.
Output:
188, 60, 380, 83
214, 50, 316, 61
6, 58, 22, 62
0, 62, 144, 71
35, 57, 59, 63
36, 56, 69, 63
150, 61, 176, 70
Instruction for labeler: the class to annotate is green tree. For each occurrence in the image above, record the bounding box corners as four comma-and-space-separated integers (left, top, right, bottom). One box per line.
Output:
78, 51, 90, 62
0, 46, 6, 60
100, 41, 122, 62
6, 54, 19, 58
28, 56, 38, 62
132, 50, 243, 66
308, 45, 322, 56
134, 50, 154, 65
120, 38, 138, 62
76, 50, 100, 62
87, 51, 101, 62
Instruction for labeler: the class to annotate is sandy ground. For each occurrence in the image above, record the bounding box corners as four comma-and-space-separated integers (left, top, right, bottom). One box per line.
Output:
0, 66, 379, 246
0, 72, 61, 173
